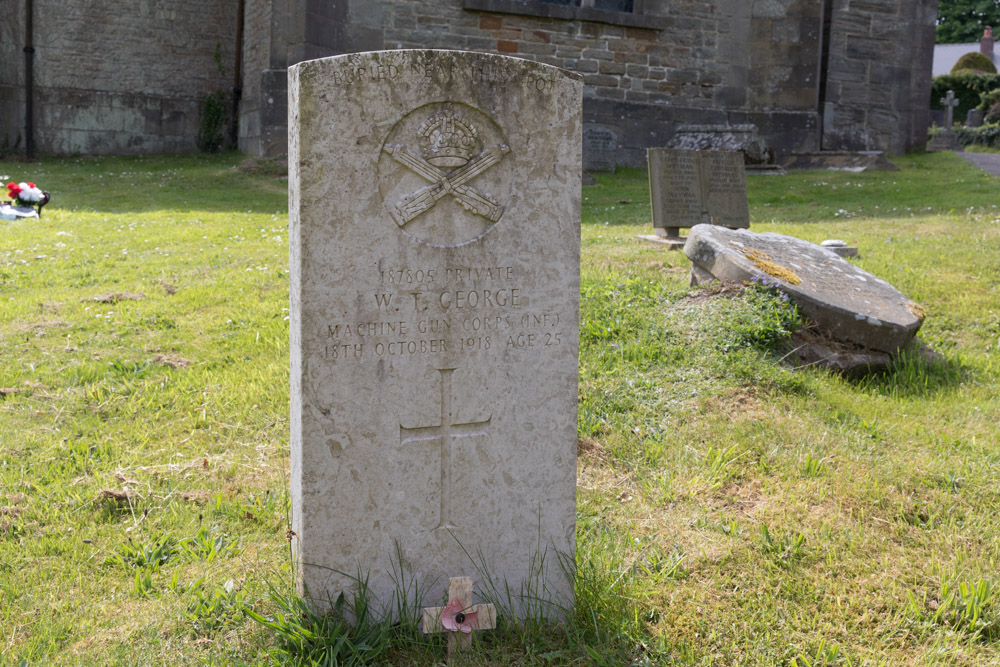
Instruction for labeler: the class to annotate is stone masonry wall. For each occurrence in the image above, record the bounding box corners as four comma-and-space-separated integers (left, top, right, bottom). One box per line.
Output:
245, 0, 830, 163
240, 0, 272, 155
0, 3, 25, 154
3, 0, 937, 159
822, 0, 938, 153
22, 0, 238, 155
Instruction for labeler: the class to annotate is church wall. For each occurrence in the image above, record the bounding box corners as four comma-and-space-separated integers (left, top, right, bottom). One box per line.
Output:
5, 0, 237, 155
822, 0, 938, 153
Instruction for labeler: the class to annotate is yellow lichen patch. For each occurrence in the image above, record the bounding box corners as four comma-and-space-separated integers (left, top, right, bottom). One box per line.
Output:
907, 301, 926, 320
741, 248, 802, 285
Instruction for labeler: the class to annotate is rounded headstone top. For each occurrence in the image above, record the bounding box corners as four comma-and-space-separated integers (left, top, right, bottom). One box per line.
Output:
683, 225, 923, 352
821, 239, 847, 247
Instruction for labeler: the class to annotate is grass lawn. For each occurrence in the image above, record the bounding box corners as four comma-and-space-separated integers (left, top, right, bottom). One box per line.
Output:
2, 151, 1000, 665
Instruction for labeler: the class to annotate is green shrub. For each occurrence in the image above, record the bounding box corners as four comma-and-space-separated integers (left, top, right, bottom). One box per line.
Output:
987, 101, 1000, 125
951, 51, 998, 74
931, 72, 1000, 124
953, 123, 1000, 148
196, 92, 227, 153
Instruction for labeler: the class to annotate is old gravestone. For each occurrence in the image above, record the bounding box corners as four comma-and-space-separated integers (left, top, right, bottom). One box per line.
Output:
289, 50, 581, 618
583, 125, 617, 173
684, 225, 924, 353
928, 90, 962, 152
638, 148, 749, 249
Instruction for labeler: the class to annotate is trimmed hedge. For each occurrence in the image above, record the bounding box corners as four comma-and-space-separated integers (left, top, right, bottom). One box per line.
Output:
951, 51, 998, 74
931, 72, 1000, 124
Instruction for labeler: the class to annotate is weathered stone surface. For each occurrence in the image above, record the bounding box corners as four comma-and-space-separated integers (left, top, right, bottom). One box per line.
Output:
683, 225, 924, 352
289, 50, 581, 618
583, 125, 617, 173
666, 124, 773, 165
927, 129, 962, 153
782, 151, 899, 172
647, 148, 749, 233
820, 239, 859, 258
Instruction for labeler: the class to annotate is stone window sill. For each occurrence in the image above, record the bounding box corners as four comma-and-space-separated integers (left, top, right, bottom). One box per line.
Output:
462, 0, 666, 29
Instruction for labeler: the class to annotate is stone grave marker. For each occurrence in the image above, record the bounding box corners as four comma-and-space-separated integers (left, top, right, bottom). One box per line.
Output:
583, 125, 617, 173
639, 148, 749, 249
928, 90, 962, 152
289, 50, 581, 619
684, 225, 924, 353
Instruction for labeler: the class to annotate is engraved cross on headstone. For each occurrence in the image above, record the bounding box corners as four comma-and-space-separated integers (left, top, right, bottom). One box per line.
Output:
941, 90, 960, 129
421, 576, 497, 658
400, 368, 492, 529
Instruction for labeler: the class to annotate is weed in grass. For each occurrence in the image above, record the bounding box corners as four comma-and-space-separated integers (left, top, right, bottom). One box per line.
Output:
802, 453, 826, 478
909, 578, 1000, 641
186, 578, 247, 638
634, 545, 688, 582
854, 343, 966, 398
789, 639, 853, 666
759, 524, 807, 567
248, 575, 395, 666
182, 524, 231, 562
105, 533, 178, 570
134, 569, 158, 599
719, 281, 801, 353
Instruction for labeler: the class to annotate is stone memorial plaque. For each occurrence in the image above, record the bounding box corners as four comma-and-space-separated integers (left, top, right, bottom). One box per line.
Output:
583, 125, 617, 173
684, 225, 924, 352
289, 50, 581, 618
703, 151, 750, 229
647, 148, 749, 233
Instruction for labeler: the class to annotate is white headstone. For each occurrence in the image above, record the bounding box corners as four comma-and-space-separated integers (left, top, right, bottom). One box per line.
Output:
289, 50, 581, 619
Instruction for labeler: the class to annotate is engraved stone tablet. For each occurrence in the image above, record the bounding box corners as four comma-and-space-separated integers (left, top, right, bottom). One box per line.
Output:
289, 50, 581, 618
647, 148, 749, 232
684, 225, 924, 353
583, 125, 617, 173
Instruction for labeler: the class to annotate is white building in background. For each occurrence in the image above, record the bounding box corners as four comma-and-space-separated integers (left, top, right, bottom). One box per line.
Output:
933, 27, 999, 76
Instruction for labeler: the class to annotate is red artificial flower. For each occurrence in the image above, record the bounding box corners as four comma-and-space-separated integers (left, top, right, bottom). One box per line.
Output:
440, 598, 478, 634
26, 182, 35, 188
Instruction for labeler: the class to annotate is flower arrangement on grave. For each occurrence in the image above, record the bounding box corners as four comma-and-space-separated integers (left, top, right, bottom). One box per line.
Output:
5, 181, 45, 208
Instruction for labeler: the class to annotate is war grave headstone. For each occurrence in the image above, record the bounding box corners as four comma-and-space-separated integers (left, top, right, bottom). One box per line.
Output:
638, 148, 749, 250
288, 50, 581, 626
684, 225, 924, 353
928, 90, 962, 152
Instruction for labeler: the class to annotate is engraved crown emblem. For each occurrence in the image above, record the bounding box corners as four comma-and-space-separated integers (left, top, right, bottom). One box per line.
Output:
418, 111, 480, 168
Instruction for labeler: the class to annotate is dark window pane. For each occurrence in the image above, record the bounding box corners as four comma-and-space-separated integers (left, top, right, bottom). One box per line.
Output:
593, 0, 633, 10
540, 0, 580, 6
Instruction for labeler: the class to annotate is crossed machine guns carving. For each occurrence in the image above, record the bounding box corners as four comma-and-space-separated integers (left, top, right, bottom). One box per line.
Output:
382, 110, 510, 228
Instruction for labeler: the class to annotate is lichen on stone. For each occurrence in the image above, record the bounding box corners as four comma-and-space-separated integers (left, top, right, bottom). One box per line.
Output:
907, 301, 926, 320
741, 248, 801, 285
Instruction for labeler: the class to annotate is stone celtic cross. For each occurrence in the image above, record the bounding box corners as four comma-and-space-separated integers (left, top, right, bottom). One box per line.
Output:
941, 90, 960, 129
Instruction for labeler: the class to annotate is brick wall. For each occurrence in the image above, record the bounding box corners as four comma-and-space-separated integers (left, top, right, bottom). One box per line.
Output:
19, 0, 238, 155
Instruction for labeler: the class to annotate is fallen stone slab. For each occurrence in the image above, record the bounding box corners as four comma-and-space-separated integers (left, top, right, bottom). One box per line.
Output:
684, 225, 924, 353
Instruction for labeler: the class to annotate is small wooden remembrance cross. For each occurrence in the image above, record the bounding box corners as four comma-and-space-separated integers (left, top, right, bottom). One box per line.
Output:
421, 576, 497, 658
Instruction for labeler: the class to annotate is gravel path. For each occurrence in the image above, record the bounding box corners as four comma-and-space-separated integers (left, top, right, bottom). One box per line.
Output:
960, 152, 1000, 177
